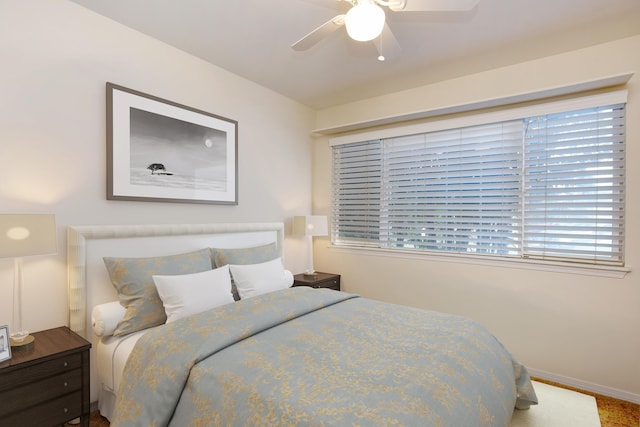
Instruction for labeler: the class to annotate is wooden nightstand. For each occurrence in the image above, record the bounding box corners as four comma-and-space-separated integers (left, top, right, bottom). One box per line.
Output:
0, 326, 91, 427
293, 272, 341, 291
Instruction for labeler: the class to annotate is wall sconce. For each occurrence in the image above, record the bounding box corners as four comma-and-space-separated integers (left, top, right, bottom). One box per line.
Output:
0, 214, 57, 351
293, 216, 328, 278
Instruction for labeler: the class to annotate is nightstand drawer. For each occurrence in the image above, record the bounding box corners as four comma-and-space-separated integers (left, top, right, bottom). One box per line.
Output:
310, 278, 339, 290
0, 352, 81, 392
0, 390, 82, 427
0, 369, 82, 417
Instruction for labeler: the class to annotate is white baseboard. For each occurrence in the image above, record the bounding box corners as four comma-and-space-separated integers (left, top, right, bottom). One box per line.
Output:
529, 368, 640, 404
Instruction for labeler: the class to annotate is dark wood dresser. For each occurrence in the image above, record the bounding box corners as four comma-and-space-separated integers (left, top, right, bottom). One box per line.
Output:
0, 326, 91, 427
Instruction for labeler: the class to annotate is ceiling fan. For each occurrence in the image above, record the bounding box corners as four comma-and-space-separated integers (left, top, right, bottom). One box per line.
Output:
291, 0, 480, 60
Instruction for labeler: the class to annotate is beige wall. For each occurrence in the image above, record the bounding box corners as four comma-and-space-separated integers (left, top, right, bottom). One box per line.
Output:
0, 1, 314, 332
313, 36, 640, 401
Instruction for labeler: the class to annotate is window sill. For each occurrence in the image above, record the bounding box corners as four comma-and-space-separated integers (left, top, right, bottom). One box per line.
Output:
328, 245, 630, 279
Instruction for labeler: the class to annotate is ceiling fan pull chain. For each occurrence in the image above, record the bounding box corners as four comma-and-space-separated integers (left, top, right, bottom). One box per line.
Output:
377, 32, 385, 61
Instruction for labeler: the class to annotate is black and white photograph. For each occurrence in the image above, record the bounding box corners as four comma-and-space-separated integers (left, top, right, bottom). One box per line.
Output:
107, 83, 238, 204
0, 325, 11, 363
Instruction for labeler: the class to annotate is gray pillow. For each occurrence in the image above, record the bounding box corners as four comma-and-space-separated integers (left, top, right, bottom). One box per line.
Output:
104, 248, 213, 336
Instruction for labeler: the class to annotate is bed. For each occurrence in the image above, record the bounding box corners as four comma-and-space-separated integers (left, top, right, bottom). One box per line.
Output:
67, 222, 537, 426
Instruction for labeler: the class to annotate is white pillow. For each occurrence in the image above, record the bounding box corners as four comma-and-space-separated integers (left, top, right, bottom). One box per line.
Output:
152, 265, 234, 323
229, 257, 293, 299
91, 301, 126, 337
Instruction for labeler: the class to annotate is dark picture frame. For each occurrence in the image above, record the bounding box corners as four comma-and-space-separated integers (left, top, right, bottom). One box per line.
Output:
107, 83, 238, 204
0, 325, 11, 363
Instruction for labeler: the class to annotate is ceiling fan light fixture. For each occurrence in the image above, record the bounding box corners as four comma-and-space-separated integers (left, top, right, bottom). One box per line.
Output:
345, 0, 385, 42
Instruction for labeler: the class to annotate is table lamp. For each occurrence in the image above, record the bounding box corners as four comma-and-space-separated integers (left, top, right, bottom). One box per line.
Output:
0, 214, 57, 351
293, 215, 328, 278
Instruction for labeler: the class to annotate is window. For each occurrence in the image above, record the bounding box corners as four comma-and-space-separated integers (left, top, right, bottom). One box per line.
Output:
331, 94, 626, 267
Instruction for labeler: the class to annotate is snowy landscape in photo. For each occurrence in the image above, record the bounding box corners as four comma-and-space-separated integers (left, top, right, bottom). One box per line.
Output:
129, 107, 228, 192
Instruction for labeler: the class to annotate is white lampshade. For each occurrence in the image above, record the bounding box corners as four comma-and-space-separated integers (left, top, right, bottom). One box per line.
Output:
0, 214, 57, 258
293, 216, 328, 237
345, 0, 386, 42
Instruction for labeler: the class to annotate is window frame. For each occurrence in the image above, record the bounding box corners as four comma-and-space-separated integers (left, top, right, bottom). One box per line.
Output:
329, 90, 629, 277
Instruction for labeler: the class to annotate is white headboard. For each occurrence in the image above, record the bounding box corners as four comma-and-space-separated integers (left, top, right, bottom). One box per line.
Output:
67, 222, 284, 402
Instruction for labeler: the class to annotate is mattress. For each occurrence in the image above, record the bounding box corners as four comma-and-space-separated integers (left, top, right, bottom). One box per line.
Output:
96, 329, 148, 420
97, 330, 147, 393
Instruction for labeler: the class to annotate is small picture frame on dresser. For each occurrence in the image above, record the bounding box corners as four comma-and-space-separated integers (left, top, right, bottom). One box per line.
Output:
0, 325, 11, 363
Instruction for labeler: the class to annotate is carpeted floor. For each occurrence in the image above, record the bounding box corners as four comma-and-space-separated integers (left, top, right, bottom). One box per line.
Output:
78, 381, 640, 427
86, 412, 109, 427
598, 394, 640, 427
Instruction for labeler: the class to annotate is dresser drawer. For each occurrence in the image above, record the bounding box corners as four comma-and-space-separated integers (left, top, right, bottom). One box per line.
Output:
0, 390, 82, 427
0, 352, 81, 392
0, 369, 82, 417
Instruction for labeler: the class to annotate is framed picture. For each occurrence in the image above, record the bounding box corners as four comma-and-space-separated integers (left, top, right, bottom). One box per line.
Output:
107, 83, 238, 204
0, 325, 11, 363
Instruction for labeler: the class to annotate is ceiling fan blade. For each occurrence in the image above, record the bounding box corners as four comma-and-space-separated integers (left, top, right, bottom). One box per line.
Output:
388, 0, 480, 12
291, 14, 346, 51
374, 22, 401, 60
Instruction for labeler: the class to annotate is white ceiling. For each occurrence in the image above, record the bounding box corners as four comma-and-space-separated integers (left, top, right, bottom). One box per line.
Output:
69, 0, 640, 109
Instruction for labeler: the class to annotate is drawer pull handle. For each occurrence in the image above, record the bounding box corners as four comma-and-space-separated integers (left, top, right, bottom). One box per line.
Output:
63, 362, 68, 367
64, 381, 68, 387
63, 408, 68, 413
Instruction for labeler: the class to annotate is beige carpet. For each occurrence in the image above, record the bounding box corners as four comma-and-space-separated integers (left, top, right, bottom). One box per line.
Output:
511, 381, 601, 427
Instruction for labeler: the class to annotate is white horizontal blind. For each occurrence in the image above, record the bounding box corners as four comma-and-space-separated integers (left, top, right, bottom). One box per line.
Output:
332, 96, 626, 267
523, 104, 626, 265
380, 122, 522, 254
332, 140, 382, 245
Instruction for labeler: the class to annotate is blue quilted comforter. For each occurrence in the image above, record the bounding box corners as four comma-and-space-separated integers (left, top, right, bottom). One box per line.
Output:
112, 287, 537, 426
